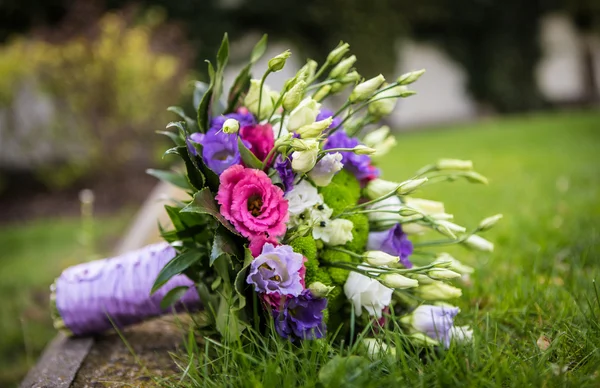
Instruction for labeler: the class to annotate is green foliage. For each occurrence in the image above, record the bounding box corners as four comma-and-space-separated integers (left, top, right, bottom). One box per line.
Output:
321, 249, 352, 285
341, 213, 369, 253
319, 170, 361, 216
289, 235, 317, 261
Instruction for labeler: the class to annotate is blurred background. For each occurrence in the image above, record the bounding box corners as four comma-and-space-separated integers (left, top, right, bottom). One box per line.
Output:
0, 0, 599, 385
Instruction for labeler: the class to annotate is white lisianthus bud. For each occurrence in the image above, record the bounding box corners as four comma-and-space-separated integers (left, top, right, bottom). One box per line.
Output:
268, 50, 291, 72
327, 42, 350, 64
344, 271, 393, 318
434, 254, 474, 275
436, 159, 473, 171
221, 118, 240, 134
417, 281, 463, 300
365, 179, 399, 200
306, 59, 318, 80
291, 140, 320, 173
341, 70, 361, 84
397, 69, 426, 85
412, 274, 437, 285
404, 197, 445, 215
364, 251, 399, 267
463, 235, 494, 252
308, 152, 343, 186
313, 218, 354, 246
478, 214, 503, 231
363, 126, 390, 146
287, 97, 321, 132
296, 117, 333, 138
397, 178, 428, 195
349, 74, 386, 102
367, 85, 408, 117
329, 54, 357, 78
308, 282, 335, 298
436, 220, 467, 234
362, 338, 396, 360
450, 325, 474, 344
352, 145, 376, 155
464, 171, 489, 184
244, 79, 274, 120
274, 133, 293, 150
380, 273, 419, 289
367, 196, 402, 224
282, 80, 306, 111
313, 85, 332, 102
427, 269, 462, 280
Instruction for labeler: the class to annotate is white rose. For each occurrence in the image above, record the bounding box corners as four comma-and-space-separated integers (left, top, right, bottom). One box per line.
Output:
308, 152, 344, 186
284, 180, 322, 215
287, 97, 321, 132
344, 271, 393, 318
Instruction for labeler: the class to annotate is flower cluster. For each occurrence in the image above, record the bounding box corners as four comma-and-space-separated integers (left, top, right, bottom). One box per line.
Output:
155, 35, 499, 348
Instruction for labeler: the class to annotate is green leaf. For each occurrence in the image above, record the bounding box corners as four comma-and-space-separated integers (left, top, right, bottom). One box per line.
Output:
167, 106, 196, 130
163, 146, 180, 158
232, 248, 254, 312
197, 62, 215, 133
187, 141, 220, 192
160, 286, 190, 310
216, 294, 247, 342
237, 137, 263, 169
151, 251, 201, 294
192, 81, 210, 112
210, 228, 238, 266
180, 188, 240, 236
156, 130, 184, 146
250, 34, 268, 63
176, 145, 205, 190
212, 33, 230, 116
146, 169, 191, 190
318, 356, 370, 387
226, 34, 268, 112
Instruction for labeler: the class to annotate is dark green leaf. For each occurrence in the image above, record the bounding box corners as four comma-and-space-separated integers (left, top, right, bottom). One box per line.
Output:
180, 188, 240, 236
192, 81, 210, 111
151, 251, 201, 294
187, 141, 220, 192
232, 248, 254, 312
197, 62, 215, 133
226, 34, 268, 112
176, 145, 205, 190
160, 286, 190, 310
237, 137, 263, 169
163, 146, 180, 158
146, 169, 191, 190
212, 34, 230, 116
210, 228, 238, 266
318, 356, 370, 387
156, 130, 184, 146
211, 276, 222, 290
167, 106, 196, 130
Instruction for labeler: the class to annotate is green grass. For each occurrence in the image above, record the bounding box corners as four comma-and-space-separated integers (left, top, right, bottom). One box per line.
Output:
167, 110, 600, 387
0, 211, 134, 386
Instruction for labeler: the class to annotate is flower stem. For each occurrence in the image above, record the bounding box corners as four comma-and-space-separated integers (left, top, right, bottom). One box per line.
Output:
257, 70, 271, 121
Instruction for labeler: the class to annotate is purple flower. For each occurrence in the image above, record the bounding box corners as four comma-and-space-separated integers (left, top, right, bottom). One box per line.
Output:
247, 244, 304, 296
316, 109, 342, 130
324, 130, 379, 181
406, 305, 459, 348
273, 290, 327, 340
188, 112, 256, 175
274, 154, 295, 193
367, 224, 413, 268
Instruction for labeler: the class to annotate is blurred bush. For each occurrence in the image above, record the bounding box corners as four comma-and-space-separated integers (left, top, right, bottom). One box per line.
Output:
0, 9, 192, 188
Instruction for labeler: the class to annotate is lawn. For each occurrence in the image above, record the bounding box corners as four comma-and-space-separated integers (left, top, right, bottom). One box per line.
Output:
1, 110, 598, 387
0, 211, 134, 386
170, 110, 599, 387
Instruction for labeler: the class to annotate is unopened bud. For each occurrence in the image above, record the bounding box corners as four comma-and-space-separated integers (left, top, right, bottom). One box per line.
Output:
397, 69, 426, 85
282, 80, 306, 111
463, 235, 494, 252
308, 282, 335, 298
380, 273, 419, 289
478, 214, 503, 231
313, 85, 332, 102
427, 269, 462, 280
417, 282, 462, 300
397, 178, 428, 195
349, 74, 386, 102
296, 117, 332, 138
221, 118, 240, 134
329, 55, 356, 78
353, 145, 376, 155
463, 171, 489, 184
365, 178, 399, 199
268, 50, 291, 72
436, 159, 473, 171
364, 251, 399, 266
327, 42, 350, 64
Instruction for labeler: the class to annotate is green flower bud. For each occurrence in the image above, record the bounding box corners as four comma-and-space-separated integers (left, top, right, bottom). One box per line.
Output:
417, 281, 462, 300
427, 269, 462, 280
340, 70, 361, 84
282, 80, 306, 111
462, 235, 494, 252
309, 282, 335, 298
313, 85, 332, 102
380, 273, 419, 289
296, 117, 333, 138
221, 118, 240, 134
478, 214, 503, 231
268, 50, 291, 72
327, 42, 350, 64
397, 69, 426, 85
352, 145, 376, 155
436, 158, 473, 171
364, 251, 399, 266
397, 178, 428, 195
329, 55, 357, 79
349, 74, 385, 102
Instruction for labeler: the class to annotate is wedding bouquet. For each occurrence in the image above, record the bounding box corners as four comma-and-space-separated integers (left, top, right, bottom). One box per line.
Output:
52, 34, 500, 348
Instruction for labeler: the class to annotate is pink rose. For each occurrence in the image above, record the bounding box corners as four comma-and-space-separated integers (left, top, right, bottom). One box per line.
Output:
216, 165, 289, 238
240, 124, 275, 165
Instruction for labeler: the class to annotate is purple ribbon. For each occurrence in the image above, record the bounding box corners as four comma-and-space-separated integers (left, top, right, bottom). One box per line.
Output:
54, 242, 201, 336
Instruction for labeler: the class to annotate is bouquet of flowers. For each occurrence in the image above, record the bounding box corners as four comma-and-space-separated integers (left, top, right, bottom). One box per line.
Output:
52, 34, 501, 348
